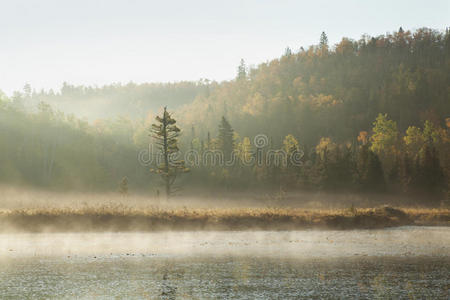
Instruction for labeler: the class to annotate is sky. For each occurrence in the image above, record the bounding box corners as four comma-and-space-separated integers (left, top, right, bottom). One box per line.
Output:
0, 0, 448, 96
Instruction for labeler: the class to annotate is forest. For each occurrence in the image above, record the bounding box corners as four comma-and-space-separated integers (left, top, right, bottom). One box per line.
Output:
0, 27, 449, 205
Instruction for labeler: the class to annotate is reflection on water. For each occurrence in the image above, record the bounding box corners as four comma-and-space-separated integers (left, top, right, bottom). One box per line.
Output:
0, 227, 449, 298
1, 256, 449, 298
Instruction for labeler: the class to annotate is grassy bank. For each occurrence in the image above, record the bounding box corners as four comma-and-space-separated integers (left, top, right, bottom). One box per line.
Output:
0, 206, 448, 232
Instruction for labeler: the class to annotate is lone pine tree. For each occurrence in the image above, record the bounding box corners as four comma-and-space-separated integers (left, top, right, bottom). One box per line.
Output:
150, 107, 188, 199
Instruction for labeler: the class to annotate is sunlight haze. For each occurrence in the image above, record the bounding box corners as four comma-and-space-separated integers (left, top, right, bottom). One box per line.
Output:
0, 0, 448, 95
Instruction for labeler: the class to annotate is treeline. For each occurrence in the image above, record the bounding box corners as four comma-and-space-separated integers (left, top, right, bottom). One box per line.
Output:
0, 97, 150, 191
179, 27, 450, 146
186, 114, 449, 204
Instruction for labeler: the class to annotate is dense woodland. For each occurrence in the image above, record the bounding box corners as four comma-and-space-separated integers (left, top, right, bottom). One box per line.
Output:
0, 27, 449, 204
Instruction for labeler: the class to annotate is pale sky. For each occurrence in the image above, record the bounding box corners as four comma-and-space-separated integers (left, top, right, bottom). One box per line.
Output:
0, 0, 448, 95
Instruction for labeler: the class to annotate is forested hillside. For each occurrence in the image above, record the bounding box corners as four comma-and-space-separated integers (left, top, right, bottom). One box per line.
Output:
0, 27, 449, 203
179, 27, 449, 146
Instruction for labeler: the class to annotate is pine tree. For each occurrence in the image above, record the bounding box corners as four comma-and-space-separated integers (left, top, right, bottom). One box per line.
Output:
237, 59, 246, 80
218, 116, 234, 163
319, 31, 329, 54
150, 107, 188, 199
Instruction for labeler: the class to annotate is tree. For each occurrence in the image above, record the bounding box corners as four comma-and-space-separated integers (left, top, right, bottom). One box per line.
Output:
281, 134, 301, 187
236, 137, 252, 164
370, 113, 398, 160
284, 47, 292, 56
357, 144, 385, 192
319, 31, 328, 49
365, 150, 386, 192
416, 144, 445, 200
218, 116, 234, 163
237, 59, 247, 80
319, 31, 329, 56
404, 126, 424, 154
150, 107, 188, 199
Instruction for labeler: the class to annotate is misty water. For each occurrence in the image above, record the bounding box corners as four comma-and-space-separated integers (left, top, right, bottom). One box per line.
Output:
0, 227, 449, 299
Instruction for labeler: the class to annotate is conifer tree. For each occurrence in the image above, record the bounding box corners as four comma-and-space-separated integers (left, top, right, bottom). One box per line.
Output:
150, 107, 188, 199
237, 59, 246, 80
319, 31, 329, 56
218, 116, 234, 163
319, 31, 328, 49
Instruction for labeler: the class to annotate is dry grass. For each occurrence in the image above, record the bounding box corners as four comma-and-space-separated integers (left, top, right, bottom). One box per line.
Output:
0, 186, 448, 232
0, 205, 448, 232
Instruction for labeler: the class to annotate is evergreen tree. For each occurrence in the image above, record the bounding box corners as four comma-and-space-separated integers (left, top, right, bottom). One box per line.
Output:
320, 31, 328, 47
237, 59, 247, 80
150, 107, 188, 199
218, 116, 234, 163
319, 31, 329, 54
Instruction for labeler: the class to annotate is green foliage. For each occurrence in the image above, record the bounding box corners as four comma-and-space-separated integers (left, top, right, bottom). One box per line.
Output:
283, 134, 299, 156
423, 120, 440, 145
370, 114, 398, 156
404, 126, 424, 153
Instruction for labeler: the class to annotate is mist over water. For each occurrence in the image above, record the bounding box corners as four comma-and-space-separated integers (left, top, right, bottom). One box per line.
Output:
1, 227, 449, 258
0, 228, 449, 298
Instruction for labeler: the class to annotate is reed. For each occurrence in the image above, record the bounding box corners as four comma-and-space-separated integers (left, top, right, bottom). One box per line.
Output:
0, 205, 448, 232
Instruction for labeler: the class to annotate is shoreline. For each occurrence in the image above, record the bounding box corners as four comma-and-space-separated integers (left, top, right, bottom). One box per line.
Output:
0, 206, 448, 232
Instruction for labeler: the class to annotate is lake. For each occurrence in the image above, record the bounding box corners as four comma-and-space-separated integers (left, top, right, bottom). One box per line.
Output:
0, 227, 449, 298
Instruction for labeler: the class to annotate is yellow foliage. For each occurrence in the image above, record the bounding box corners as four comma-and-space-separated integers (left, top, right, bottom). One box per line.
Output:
357, 131, 368, 145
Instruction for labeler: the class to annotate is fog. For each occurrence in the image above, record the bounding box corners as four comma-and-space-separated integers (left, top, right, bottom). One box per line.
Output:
1, 227, 449, 258
1, 2, 449, 297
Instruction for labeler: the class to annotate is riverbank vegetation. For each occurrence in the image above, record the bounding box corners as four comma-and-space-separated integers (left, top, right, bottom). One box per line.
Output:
0, 205, 448, 232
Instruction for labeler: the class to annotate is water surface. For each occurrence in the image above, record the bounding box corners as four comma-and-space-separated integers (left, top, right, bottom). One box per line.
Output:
0, 227, 449, 298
